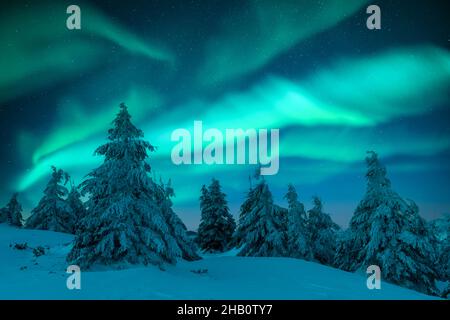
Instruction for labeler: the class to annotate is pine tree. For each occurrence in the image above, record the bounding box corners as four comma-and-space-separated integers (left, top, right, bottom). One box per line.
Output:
0, 207, 7, 223
428, 214, 449, 290
198, 184, 211, 232
209, 179, 236, 248
307, 196, 339, 266
233, 185, 258, 248
335, 151, 438, 295
154, 179, 200, 261
274, 204, 288, 238
5, 193, 23, 227
67, 185, 86, 234
235, 177, 287, 257
197, 184, 216, 249
197, 185, 214, 251
67, 103, 192, 268
284, 184, 312, 260
26, 166, 75, 233
197, 179, 236, 252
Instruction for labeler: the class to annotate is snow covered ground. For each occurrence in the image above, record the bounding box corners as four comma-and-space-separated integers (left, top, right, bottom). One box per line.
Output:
0, 224, 437, 300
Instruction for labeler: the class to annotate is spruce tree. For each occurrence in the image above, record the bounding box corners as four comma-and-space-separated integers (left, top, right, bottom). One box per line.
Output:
5, 193, 23, 227
154, 179, 200, 261
0, 207, 7, 223
307, 196, 339, 266
335, 151, 438, 295
274, 204, 288, 237
235, 177, 287, 257
67, 185, 86, 234
233, 185, 258, 248
197, 185, 214, 251
284, 184, 312, 260
209, 179, 236, 248
427, 214, 449, 293
198, 184, 211, 227
26, 166, 75, 233
197, 179, 236, 252
67, 103, 192, 268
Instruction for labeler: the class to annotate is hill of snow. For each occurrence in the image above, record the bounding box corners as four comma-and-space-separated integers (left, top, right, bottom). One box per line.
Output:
0, 224, 436, 300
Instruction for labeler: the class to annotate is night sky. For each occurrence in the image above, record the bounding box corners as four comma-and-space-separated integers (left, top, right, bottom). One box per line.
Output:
1, 0, 449, 229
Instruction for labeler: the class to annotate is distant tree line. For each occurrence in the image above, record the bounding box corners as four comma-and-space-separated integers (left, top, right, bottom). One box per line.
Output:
195, 151, 448, 297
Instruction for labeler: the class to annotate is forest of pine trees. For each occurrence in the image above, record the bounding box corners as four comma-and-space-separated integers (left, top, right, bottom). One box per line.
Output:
0, 104, 448, 297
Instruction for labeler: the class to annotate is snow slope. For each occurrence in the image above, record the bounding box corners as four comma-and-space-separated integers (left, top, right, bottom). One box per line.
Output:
0, 224, 436, 300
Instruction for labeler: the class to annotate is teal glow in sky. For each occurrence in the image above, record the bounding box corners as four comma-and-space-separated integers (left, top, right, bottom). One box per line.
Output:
1, 0, 449, 228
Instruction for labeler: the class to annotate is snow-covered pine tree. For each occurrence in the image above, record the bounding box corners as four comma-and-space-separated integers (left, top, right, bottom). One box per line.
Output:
307, 196, 339, 266
197, 184, 213, 249
428, 214, 449, 292
197, 179, 236, 252
5, 193, 23, 227
284, 184, 312, 260
0, 207, 7, 223
233, 185, 257, 248
153, 179, 200, 261
233, 170, 261, 247
67, 103, 188, 268
26, 166, 75, 233
274, 204, 288, 236
235, 177, 287, 257
67, 185, 86, 234
335, 151, 438, 295
209, 179, 236, 249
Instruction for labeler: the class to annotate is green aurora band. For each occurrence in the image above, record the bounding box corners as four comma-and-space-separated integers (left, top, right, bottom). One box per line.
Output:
16, 46, 450, 196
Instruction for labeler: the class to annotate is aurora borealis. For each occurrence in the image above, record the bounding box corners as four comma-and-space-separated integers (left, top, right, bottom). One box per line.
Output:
1, 0, 449, 229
